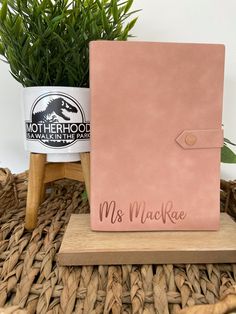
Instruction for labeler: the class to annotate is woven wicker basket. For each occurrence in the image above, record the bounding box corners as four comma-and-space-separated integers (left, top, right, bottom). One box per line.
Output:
0, 168, 236, 314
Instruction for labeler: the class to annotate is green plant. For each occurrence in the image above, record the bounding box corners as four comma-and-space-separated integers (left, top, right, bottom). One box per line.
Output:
0, 0, 138, 87
221, 138, 236, 163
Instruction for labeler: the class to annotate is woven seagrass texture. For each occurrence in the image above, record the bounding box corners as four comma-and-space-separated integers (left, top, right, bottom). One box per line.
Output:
0, 169, 26, 214
0, 169, 236, 314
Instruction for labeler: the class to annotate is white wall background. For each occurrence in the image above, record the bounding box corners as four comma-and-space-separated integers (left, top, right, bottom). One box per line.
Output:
0, 0, 236, 178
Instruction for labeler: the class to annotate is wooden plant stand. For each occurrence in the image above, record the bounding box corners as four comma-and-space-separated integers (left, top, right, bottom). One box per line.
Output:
25, 152, 90, 230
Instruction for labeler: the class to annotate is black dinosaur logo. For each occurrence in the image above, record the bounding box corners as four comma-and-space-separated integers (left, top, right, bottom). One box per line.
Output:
25, 92, 90, 149
32, 97, 78, 123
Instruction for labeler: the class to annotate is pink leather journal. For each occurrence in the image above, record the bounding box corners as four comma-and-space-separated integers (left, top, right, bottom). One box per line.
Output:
90, 41, 225, 231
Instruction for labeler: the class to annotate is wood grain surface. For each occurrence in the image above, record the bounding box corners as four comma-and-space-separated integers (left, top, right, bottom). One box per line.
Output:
58, 213, 236, 265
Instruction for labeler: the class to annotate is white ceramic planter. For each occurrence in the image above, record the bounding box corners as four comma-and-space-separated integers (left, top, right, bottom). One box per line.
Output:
23, 87, 90, 162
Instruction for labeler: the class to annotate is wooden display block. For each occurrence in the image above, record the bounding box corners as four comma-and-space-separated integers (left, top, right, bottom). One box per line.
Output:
58, 213, 236, 265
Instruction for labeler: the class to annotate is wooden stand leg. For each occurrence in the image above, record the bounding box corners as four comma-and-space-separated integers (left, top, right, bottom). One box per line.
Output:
25, 153, 46, 230
25, 153, 88, 230
79, 152, 90, 201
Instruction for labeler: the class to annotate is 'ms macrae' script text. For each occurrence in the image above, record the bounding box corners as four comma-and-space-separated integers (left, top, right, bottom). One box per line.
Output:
99, 201, 187, 224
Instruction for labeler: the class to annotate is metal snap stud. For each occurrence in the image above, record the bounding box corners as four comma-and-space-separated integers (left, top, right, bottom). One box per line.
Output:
185, 133, 197, 146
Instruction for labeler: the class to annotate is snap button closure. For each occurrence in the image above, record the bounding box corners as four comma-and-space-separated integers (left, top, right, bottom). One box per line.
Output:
185, 133, 197, 146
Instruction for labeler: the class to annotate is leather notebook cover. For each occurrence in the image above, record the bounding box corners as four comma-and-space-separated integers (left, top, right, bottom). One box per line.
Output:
90, 41, 225, 231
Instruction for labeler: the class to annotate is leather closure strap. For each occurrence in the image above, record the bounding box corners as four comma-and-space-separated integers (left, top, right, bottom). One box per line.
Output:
176, 129, 224, 149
